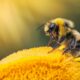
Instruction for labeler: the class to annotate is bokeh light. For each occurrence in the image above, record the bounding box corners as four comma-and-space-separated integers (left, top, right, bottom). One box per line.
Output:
0, 0, 80, 59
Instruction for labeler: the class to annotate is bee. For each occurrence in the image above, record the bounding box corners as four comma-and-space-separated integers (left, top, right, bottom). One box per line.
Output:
43, 18, 80, 57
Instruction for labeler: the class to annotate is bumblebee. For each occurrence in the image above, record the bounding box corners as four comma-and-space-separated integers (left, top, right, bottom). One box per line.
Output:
44, 18, 80, 57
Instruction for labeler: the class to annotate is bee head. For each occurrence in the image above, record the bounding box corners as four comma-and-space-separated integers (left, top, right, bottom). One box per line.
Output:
44, 22, 58, 36
43, 18, 74, 37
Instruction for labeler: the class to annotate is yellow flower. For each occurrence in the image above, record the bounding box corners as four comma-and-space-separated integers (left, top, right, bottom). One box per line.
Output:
0, 46, 80, 80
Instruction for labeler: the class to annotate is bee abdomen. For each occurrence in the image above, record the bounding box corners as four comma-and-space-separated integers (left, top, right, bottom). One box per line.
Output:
71, 41, 80, 57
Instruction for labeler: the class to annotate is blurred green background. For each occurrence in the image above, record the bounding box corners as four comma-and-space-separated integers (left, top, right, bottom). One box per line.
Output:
0, 0, 80, 59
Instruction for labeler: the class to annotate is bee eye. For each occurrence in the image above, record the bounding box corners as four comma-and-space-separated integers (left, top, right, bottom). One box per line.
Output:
48, 23, 56, 32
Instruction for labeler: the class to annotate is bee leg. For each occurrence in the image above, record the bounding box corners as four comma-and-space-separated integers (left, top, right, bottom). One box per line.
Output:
63, 38, 77, 54
52, 36, 65, 48
48, 41, 62, 53
75, 41, 80, 50
52, 42, 60, 48
47, 36, 54, 46
48, 36, 65, 53
72, 41, 80, 57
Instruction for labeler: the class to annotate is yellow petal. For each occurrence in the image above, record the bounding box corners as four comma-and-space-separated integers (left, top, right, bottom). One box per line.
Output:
0, 46, 80, 80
